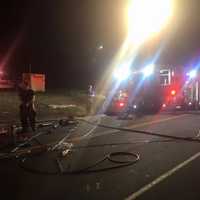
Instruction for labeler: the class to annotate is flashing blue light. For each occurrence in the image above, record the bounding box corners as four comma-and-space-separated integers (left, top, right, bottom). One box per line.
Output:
142, 64, 155, 77
187, 69, 197, 79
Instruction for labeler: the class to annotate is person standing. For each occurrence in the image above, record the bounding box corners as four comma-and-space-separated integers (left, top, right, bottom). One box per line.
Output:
18, 81, 36, 133
86, 85, 96, 114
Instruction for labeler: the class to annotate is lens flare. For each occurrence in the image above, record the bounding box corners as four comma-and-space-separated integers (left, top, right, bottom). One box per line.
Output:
113, 65, 131, 81
187, 69, 197, 79
91, 0, 174, 115
142, 64, 155, 77
127, 0, 174, 45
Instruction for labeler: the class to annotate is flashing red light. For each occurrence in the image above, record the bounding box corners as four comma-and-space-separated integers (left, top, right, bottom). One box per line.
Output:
162, 103, 166, 108
119, 102, 125, 107
171, 90, 176, 96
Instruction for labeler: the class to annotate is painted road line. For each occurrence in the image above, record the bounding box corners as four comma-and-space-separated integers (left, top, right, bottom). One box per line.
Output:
80, 116, 101, 138
68, 116, 102, 142
89, 114, 187, 140
69, 114, 187, 142
125, 151, 200, 200
128, 114, 187, 129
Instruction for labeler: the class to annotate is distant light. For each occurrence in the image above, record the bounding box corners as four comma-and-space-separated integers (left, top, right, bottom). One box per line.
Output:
133, 104, 137, 109
171, 90, 176, 96
188, 102, 192, 106
142, 64, 155, 77
97, 45, 103, 50
113, 65, 131, 81
187, 70, 197, 79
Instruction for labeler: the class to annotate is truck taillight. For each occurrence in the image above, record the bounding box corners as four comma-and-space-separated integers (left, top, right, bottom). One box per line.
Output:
162, 103, 166, 108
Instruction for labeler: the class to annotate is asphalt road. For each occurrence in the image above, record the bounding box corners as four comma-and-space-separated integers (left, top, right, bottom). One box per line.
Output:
1, 112, 200, 200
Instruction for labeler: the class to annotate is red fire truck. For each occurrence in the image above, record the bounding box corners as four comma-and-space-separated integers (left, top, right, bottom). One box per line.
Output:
106, 66, 200, 115
161, 68, 200, 110
106, 64, 164, 115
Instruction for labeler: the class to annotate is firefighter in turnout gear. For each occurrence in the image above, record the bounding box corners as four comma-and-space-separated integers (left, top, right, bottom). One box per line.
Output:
18, 81, 36, 133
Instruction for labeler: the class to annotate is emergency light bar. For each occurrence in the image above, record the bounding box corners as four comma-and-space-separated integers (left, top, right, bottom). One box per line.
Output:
187, 69, 197, 79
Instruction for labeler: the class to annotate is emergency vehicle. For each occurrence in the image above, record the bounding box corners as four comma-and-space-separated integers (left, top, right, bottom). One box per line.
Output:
161, 68, 200, 110
106, 64, 163, 115
106, 65, 200, 115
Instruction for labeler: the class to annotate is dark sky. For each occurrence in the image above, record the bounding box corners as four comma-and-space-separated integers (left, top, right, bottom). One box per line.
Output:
1, 0, 200, 88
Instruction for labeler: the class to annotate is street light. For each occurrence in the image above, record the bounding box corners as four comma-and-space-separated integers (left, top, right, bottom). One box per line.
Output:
127, 0, 174, 45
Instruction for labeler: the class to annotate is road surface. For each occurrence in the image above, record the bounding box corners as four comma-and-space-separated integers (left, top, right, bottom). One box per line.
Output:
1, 112, 200, 200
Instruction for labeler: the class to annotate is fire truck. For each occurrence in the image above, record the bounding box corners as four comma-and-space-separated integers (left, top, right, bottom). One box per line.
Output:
106, 64, 164, 115
106, 65, 200, 115
161, 68, 200, 110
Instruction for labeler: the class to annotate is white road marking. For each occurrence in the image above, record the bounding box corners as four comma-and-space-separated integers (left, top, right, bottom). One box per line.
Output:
69, 116, 102, 141
125, 151, 200, 200
81, 117, 101, 138
53, 117, 102, 148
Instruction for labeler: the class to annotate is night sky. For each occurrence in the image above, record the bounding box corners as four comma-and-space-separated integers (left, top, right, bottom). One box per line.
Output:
1, 0, 200, 89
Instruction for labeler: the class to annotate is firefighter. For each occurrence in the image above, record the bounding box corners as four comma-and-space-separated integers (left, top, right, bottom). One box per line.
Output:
87, 85, 96, 114
18, 81, 36, 133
